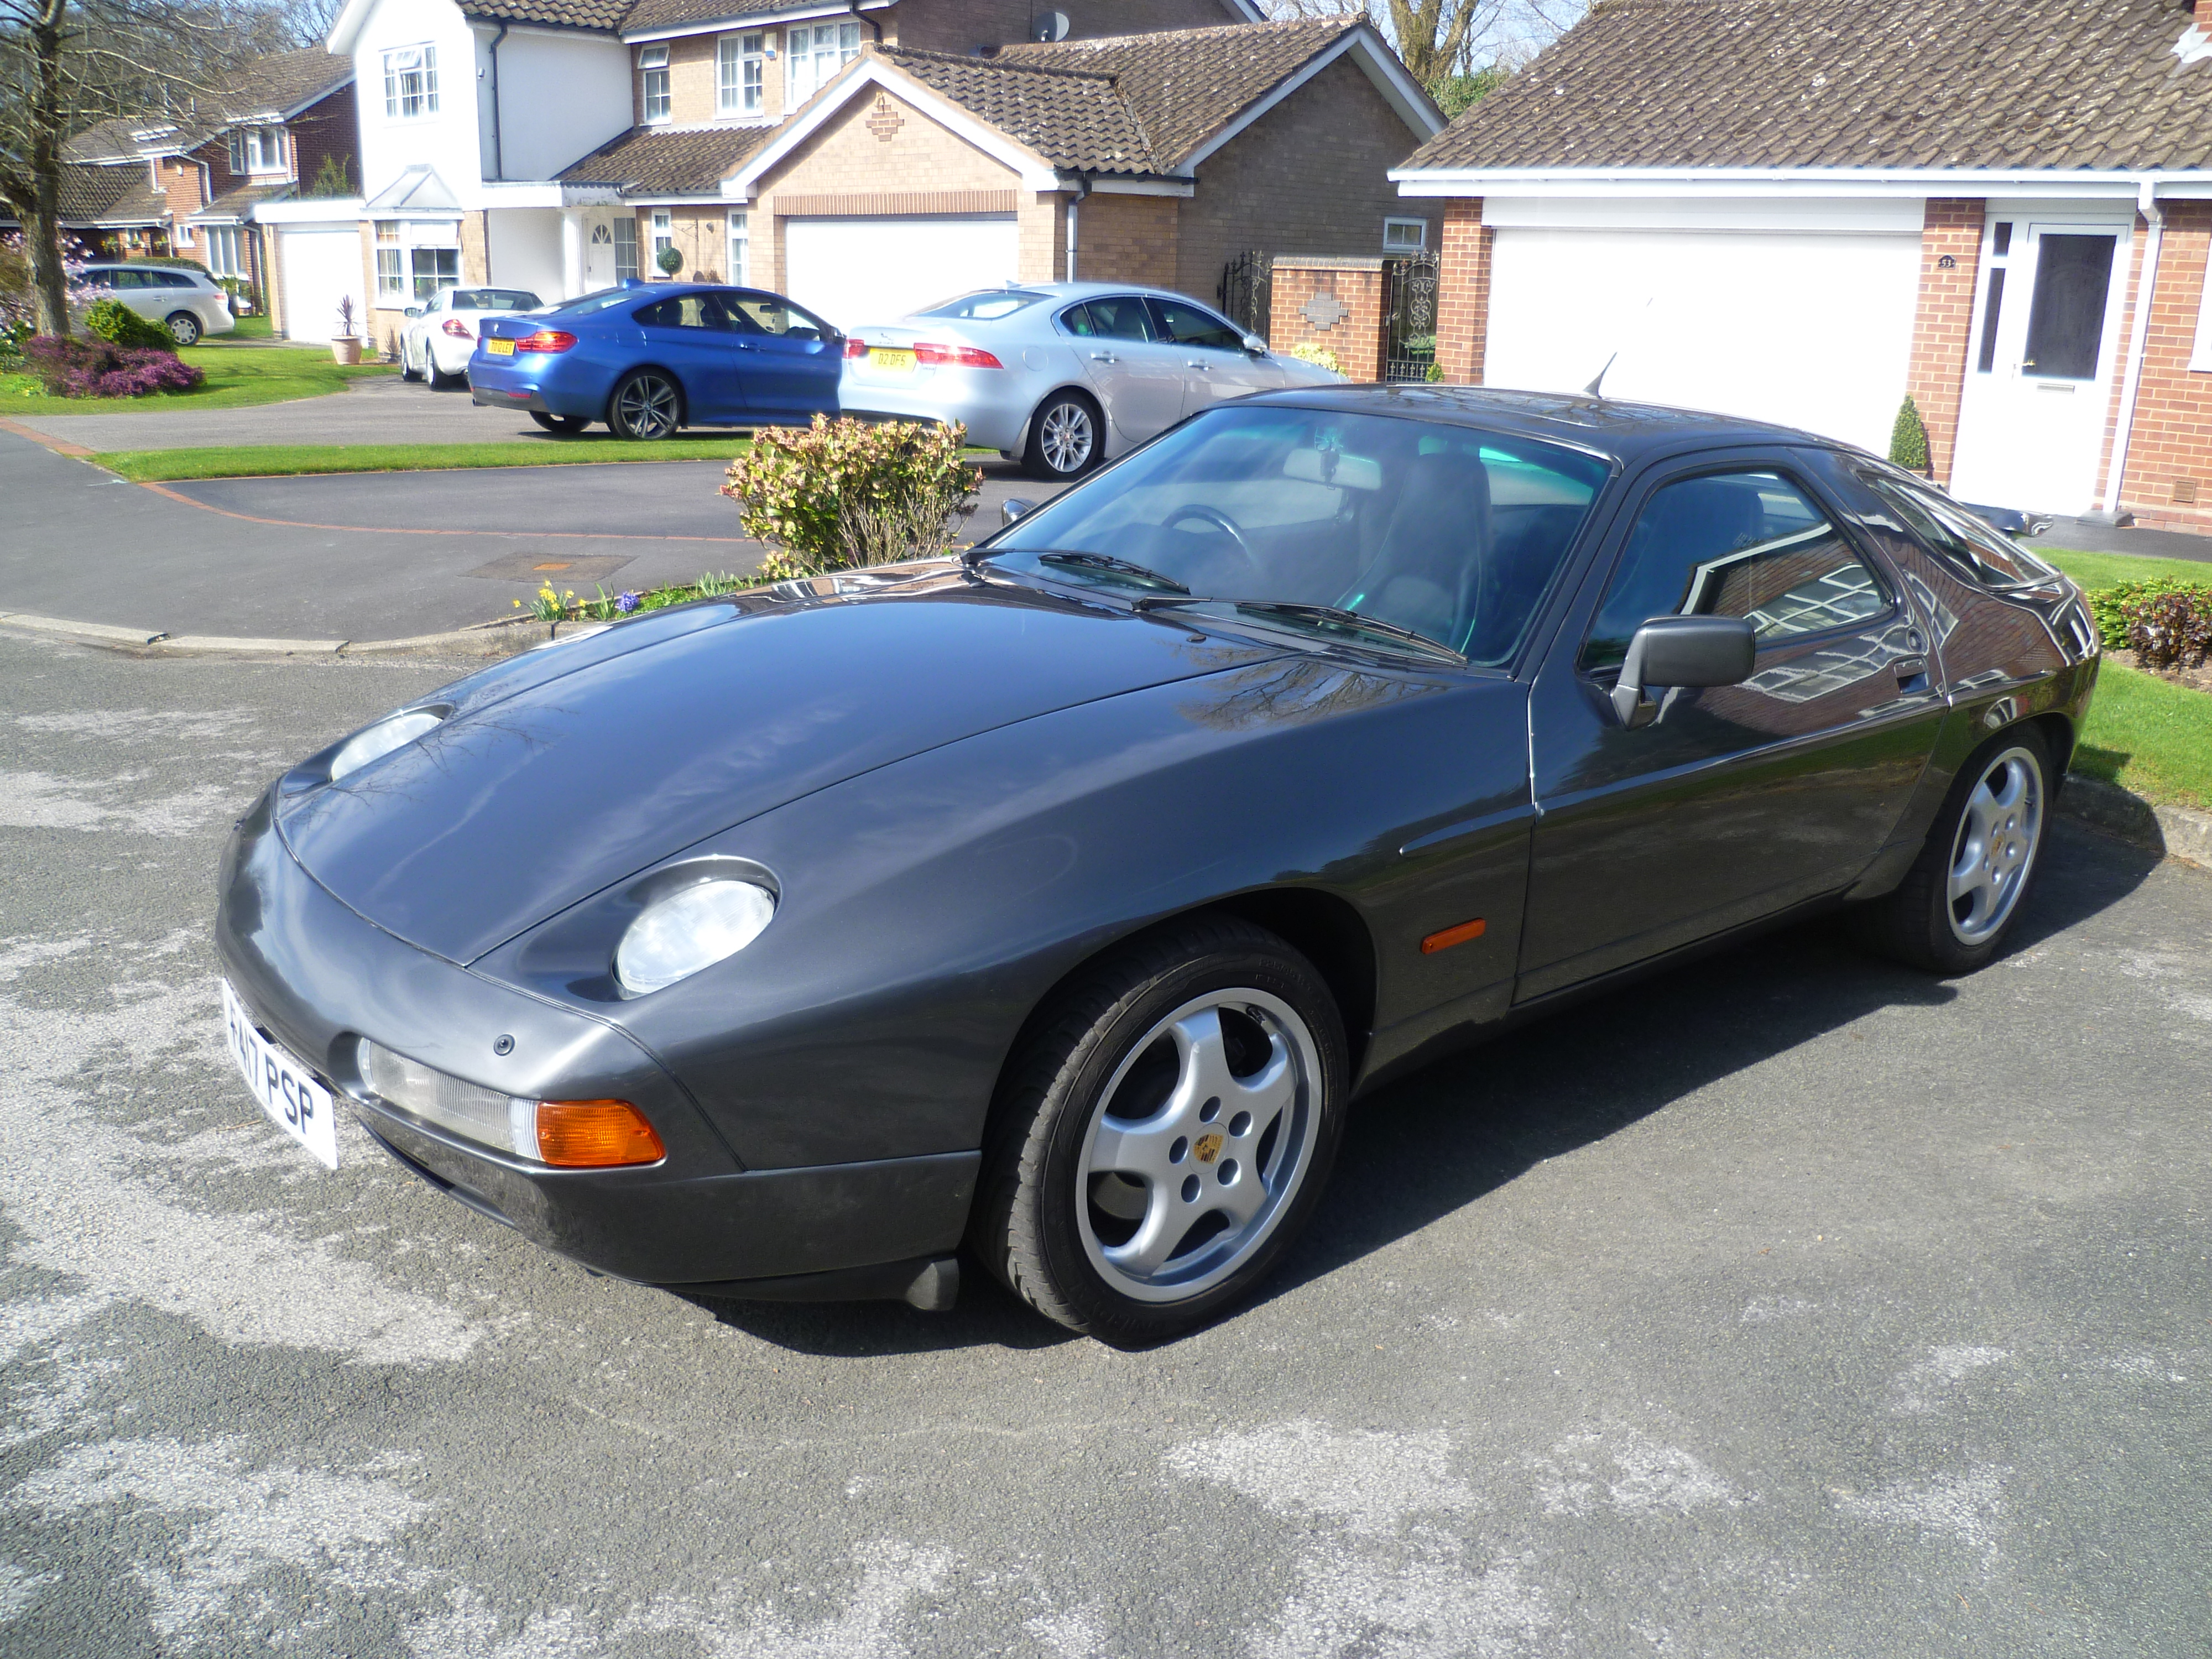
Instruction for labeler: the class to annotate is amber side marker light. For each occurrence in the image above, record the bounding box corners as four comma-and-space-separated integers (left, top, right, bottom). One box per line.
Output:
530, 1099, 665, 1167
1421, 917, 1487, 955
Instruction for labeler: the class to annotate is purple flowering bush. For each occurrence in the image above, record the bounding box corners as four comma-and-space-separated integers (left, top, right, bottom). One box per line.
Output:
20, 334, 204, 399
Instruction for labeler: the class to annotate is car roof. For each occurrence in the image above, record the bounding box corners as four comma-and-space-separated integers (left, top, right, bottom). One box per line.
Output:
1236, 384, 1852, 466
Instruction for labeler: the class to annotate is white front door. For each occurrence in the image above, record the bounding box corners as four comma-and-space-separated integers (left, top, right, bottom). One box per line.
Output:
583, 216, 617, 291
1949, 218, 2133, 516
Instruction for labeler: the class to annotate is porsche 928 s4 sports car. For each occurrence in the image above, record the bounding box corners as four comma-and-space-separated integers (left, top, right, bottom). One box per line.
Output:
215, 388, 2099, 1343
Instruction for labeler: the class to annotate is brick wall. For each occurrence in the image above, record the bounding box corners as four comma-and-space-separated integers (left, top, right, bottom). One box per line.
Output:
460, 210, 491, 286
886, 0, 1242, 55
1172, 53, 1438, 307
1077, 191, 1176, 288
1903, 199, 1984, 484
2116, 204, 2212, 534
288, 85, 360, 197
1018, 190, 1068, 283
1269, 255, 1386, 382
1432, 196, 1488, 383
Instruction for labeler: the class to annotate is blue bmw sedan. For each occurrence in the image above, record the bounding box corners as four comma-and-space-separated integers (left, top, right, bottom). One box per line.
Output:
469, 284, 843, 438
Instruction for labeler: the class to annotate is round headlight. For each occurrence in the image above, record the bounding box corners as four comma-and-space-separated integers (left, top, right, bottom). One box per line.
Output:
614, 879, 776, 994
328, 708, 445, 781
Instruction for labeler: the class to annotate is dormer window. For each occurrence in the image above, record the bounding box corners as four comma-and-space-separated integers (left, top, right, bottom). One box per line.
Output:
228, 126, 286, 175
717, 32, 766, 117
639, 44, 670, 123
383, 44, 439, 121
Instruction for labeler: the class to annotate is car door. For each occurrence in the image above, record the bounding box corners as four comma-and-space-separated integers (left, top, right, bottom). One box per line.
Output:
106, 267, 165, 322
1147, 296, 1277, 415
634, 293, 748, 421
1066, 295, 1186, 442
1517, 451, 1947, 1000
724, 291, 842, 420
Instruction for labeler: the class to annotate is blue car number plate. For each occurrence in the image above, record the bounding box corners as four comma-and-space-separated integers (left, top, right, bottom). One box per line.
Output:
222, 978, 338, 1169
486, 337, 515, 357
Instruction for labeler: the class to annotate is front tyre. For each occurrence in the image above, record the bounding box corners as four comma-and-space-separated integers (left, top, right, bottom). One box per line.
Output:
1851, 726, 2051, 974
609, 369, 682, 440
973, 916, 1347, 1343
399, 337, 424, 383
1023, 390, 1103, 481
165, 311, 201, 347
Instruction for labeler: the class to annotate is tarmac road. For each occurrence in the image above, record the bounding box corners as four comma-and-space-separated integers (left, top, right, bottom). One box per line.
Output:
1, 627, 2205, 1656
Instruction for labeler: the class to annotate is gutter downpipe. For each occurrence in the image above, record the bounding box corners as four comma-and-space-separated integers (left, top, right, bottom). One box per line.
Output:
1066, 173, 1088, 281
848, 0, 881, 44
487, 22, 508, 182
2096, 177, 2164, 525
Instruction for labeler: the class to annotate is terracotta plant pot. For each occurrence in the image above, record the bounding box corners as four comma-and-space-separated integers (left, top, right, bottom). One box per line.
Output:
330, 337, 363, 366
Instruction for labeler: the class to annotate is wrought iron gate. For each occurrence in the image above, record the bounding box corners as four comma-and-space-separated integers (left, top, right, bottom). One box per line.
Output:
1382, 252, 1441, 383
1218, 250, 1272, 338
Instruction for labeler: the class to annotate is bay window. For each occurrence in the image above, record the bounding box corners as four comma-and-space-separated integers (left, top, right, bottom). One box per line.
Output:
411, 245, 459, 300
206, 226, 248, 279
374, 221, 404, 300
717, 32, 766, 117
785, 22, 858, 105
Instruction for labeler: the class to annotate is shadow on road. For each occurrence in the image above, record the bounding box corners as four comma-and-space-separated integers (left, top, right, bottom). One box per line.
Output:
690, 820, 2163, 1356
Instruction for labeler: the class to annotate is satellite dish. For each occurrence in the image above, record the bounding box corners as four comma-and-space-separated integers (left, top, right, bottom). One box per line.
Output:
1033, 9, 1070, 40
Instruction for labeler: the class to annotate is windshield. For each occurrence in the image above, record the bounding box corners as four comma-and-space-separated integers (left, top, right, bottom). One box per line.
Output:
990, 405, 1613, 664
915, 289, 1048, 321
545, 288, 640, 317
450, 288, 540, 311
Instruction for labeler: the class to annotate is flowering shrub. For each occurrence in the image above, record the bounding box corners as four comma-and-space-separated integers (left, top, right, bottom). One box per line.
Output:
2124, 587, 2212, 672
721, 415, 980, 579
20, 335, 204, 399
84, 297, 175, 351
1288, 342, 1342, 377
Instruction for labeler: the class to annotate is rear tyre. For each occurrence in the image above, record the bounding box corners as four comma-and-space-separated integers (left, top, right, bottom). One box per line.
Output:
608, 370, 682, 440
1849, 725, 2051, 975
165, 311, 201, 347
530, 411, 591, 435
1023, 390, 1103, 481
427, 356, 464, 391
399, 338, 424, 383
971, 916, 1348, 1343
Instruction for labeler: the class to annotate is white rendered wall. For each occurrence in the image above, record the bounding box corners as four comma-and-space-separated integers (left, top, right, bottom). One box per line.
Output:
485, 207, 565, 298
350, 0, 482, 198
1484, 224, 1921, 456
481, 29, 630, 182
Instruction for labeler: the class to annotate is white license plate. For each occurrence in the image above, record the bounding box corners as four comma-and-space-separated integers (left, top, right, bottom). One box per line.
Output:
868, 347, 916, 375
486, 337, 515, 357
222, 978, 338, 1170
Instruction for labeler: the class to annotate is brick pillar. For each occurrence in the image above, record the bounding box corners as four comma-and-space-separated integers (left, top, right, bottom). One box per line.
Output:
2091, 210, 2152, 511
1433, 197, 1491, 384
1267, 255, 1387, 382
2115, 204, 2212, 535
1905, 199, 1985, 484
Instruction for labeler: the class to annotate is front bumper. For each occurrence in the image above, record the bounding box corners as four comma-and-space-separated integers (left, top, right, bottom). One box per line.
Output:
213, 785, 976, 1291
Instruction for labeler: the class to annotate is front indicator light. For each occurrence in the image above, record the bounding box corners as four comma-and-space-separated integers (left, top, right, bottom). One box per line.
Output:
531, 1100, 665, 1167
614, 878, 776, 994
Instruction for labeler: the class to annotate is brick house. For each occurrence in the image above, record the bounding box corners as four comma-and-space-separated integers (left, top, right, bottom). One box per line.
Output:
323, 0, 1439, 357
1389, 0, 2212, 534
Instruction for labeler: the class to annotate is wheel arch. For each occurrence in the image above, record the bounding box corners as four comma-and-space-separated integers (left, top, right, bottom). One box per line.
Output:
2032, 711, 2077, 787
607, 363, 689, 427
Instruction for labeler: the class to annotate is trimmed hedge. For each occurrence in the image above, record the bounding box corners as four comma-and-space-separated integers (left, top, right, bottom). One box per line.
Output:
84, 297, 175, 350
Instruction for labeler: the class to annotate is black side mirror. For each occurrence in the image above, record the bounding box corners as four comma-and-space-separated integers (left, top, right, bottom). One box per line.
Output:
1001, 498, 1037, 528
1612, 614, 1756, 728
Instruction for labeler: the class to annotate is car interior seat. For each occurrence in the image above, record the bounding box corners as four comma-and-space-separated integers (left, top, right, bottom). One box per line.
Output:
1342, 451, 1493, 650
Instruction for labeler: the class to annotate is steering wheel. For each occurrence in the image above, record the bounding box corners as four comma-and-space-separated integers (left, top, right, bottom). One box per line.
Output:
1164, 504, 1260, 576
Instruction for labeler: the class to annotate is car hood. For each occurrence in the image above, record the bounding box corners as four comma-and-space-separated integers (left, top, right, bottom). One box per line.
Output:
278, 574, 1285, 965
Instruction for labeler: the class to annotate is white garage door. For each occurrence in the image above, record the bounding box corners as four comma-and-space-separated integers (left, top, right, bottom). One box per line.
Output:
1484, 227, 1921, 455
279, 225, 365, 345
784, 215, 1020, 332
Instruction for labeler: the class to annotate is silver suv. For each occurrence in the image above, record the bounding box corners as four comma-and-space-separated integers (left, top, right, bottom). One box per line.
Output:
80, 263, 236, 347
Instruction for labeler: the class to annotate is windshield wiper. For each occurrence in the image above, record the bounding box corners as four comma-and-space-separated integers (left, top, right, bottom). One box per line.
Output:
1134, 597, 1465, 663
1034, 551, 1191, 593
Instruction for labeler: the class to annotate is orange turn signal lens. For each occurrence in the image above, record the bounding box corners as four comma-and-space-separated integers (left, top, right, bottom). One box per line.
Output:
529, 1099, 665, 1167
1420, 917, 1486, 955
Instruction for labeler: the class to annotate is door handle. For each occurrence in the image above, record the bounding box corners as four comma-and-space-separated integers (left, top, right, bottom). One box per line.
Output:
1089, 352, 1117, 364
1185, 360, 1209, 369
1895, 656, 1931, 692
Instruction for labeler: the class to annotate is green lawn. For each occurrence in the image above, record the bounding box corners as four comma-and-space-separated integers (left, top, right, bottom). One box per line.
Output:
2074, 661, 2212, 814
2039, 547, 2212, 591
98, 436, 753, 481
2, 340, 392, 414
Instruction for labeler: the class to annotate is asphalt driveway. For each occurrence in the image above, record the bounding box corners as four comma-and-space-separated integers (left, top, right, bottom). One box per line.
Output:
0, 630, 2205, 1656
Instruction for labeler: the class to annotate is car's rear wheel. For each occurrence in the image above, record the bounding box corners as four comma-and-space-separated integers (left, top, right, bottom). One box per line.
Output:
609, 370, 682, 440
399, 337, 424, 382
1850, 726, 2051, 974
165, 311, 201, 347
972, 916, 1347, 1343
1024, 390, 1102, 481
530, 411, 591, 435
428, 354, 465, 391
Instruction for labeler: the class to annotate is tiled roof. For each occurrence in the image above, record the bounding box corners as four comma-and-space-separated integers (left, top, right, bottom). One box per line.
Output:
55, 164, 167, 225
617, 0, 803, 35
997, 18, 1358, 165
62, 117, 185, 164
881, 48, 1163, 174
215, 46, 353, 122
557, 123, 779, 194
460, 0, 634, 32
1402, 0, 2212, 174
191, 180, 299, 221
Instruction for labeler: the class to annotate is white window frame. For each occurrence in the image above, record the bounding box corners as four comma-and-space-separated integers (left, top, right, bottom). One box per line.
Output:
651, 209, 675, 276
175, 221, 196, 248
374, 220, 405, 299
2193, 250, 2212, 373
614, 216, 639, 284
228, 126, 286, 175
205, 226, 249, 278
718, 32, 766, 117
410, 243, 460, 301
727, 210, 748, 286
1383, 217, 1427, 252
383, 44, 440, 121
638, 44, 671, 124
785, 22, 858, 106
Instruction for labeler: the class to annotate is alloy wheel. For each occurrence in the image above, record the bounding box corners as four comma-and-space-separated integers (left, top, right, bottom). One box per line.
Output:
1074, 988, 1322, 1303
1946, 744, 2043, 944
1040, 400, 1095, 474
615, 374, 680, 439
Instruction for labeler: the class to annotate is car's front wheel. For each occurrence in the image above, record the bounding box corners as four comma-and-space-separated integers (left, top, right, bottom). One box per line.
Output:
530, 411, 592, 435
399, 337, 424, 383
1850, 724, 2052, 974
165, 311, 201, 347
609, 370, 682, 440
1024, 390, 1103, 481
972, 916, 1347, 1343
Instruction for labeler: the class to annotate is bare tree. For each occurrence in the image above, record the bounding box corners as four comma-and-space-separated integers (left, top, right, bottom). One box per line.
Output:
1266, 0, 1583, 101
0, 0, 279, 334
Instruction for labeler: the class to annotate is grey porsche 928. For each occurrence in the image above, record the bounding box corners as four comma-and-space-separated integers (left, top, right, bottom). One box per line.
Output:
215, 387, 2099, 1343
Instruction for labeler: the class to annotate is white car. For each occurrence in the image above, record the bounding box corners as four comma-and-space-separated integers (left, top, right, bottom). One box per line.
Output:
399, 286, 544, 388
79, 263, 235, 347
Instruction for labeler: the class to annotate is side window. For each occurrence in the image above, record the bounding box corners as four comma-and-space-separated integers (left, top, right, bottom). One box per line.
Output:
1058, 303, 1097, 337
1149, 297, 1243, 350
729, 294, 827, 338
1084, 295, 1154, 342
1582, 471, 1890, 671
637, 296, 726, 330
1854, 468, 2059, 588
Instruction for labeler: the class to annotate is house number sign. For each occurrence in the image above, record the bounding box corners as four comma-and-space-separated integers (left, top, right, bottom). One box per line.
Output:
1301, 291, 1348, 331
